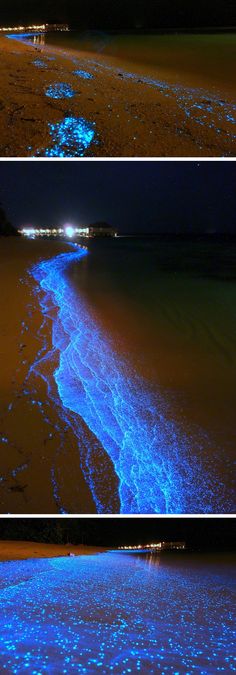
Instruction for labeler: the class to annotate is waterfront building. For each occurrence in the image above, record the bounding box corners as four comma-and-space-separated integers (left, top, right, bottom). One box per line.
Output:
118, 541, 186, 551
20, 223, 117, 238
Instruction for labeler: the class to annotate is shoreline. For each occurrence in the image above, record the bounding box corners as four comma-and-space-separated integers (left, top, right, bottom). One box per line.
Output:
0, 34, 235, 156
30, 244, 121, 515
31, 242, 232, 516
39, 30, 236, 93
0, 543, 234, 675
0, 540, 106, 561
0, 238, 98, 515
1, 237, 234, 515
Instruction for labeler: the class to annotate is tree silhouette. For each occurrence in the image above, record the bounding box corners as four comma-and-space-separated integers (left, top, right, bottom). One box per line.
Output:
0, 203, 19, 236
89, 221, 112, 228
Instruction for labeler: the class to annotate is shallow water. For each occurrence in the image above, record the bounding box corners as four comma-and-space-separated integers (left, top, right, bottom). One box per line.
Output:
34, 30, 236, 94
30, 238, 236, 514
0, 552, 235, 673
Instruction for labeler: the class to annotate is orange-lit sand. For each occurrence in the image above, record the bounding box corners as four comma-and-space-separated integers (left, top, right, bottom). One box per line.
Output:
0, 238, 98, 515
0, 540, 106, 561
0, 35, 235, 157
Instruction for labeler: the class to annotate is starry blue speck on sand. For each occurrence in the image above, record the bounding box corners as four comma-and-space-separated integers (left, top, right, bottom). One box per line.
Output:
0, 554, 235, 673
73, 69, 94, 80
36, 117, 96, 157
45, 82, 75, 99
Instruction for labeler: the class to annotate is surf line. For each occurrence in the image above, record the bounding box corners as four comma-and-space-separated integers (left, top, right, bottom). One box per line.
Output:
30, 244, 219, 514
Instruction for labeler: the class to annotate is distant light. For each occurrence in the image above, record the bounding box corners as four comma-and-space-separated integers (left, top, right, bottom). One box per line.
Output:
65, 225, 75, 238
22, 227, 36, 237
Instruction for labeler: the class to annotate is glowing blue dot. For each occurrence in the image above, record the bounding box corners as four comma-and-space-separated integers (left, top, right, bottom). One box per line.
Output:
44, 116, 96, 158
73, 70, 94, 80
33, 59, 47, 69
45, 83, 75, 99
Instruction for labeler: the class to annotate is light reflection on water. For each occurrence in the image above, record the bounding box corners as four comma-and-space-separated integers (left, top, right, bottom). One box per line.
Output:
0, 552, 235, 674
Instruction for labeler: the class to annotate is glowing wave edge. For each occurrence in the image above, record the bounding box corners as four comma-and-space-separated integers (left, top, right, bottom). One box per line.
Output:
31, 245, 225, 514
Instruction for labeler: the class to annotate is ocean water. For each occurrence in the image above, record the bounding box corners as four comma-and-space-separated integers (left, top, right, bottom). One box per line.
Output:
31, 237, 236, 514
32, 30, 236, 93
0, 552, 235, 673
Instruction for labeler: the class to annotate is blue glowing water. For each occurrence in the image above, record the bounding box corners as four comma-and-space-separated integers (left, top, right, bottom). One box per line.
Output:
45, 82, 76, 99
73, 69, 94, 80
30, 246, 227, 514
7, 32, 42, 40
0, 553, 235, 673
43, 117, 96, 157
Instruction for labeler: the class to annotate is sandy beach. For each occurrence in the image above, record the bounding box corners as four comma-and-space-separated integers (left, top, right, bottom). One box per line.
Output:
0, 540, 105, 560
0, 238, 99, 514
0, 34, 235, 157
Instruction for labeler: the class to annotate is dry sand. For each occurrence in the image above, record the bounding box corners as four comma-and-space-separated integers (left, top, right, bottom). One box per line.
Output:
0, 540, 106, 561
0, 35, 235, 157
0, 238, 99, 515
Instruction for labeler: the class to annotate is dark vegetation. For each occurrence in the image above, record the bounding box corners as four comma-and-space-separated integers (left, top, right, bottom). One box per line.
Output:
1, 0, 235, 30
0, 518, 235, 551
0, 204, 19, 236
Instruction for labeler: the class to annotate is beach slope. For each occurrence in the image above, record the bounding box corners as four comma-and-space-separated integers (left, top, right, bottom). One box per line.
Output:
0, 540, 106, 560
0, 35, 235, 157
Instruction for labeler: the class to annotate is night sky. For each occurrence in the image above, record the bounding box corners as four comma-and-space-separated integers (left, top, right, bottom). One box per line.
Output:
0, 161, 236, 235
0, 518, 235, 550
0, 1, 235, 29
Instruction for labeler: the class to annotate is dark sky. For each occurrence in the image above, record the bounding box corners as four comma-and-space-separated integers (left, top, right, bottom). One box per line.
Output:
0, 161, 236, 234
0, 518, 235, 550
0, 1, 235, 29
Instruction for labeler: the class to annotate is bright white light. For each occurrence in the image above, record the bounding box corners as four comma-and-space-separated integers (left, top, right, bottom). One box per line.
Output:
64, 225, 75, 238
22, 227, 35, 236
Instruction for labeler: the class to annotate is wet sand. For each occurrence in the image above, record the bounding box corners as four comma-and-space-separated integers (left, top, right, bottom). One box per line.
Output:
45, 31, 236, 94
0, 551, 235, 673
0, 540, 105, 561
0, 35, 235, 157
0, 238, 99, 514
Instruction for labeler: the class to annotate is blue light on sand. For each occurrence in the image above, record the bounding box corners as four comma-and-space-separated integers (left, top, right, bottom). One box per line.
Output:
30, 247, 230, 514
85, 57, 236, 150
45, 82, 76, 99
33, 58, 47, 68
44, 117, 96, 157
73, 69, 94, 80
0, 553, 235, 673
